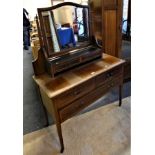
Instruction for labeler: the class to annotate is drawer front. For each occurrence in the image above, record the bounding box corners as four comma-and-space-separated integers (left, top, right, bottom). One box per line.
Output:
96, 65, 123, 87
53, 78, 95, 109
55, 58, 80, 73
59, 75, 122, 122
59, 89, 98, 122
81, 50, 102, 62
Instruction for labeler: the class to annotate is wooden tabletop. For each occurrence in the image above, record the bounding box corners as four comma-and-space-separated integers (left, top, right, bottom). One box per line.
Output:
33, 54, 125, 98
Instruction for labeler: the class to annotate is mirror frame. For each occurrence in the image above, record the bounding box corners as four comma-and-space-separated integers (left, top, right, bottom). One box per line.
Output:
37, 2, 93, 58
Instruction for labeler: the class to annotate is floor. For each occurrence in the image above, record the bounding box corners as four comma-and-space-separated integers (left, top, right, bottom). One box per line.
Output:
24, 97, 131, 155
23, 41, 131, 135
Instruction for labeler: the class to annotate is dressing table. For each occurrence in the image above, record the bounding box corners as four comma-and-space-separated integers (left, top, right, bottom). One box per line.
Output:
32, 2, 125, 153
33, 53, 125, 153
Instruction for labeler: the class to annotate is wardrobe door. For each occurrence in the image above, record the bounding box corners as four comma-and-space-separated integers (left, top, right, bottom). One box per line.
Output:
89, 0, 123, 57
89, 0, 102, 41
103, 0, 123, 57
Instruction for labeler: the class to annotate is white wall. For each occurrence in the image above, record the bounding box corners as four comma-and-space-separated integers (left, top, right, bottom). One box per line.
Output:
65, 0, 88, 5
23, 0, 88, 21
23, 0, 51, 21
53, 6, 74, 26
64, 0, 81, 3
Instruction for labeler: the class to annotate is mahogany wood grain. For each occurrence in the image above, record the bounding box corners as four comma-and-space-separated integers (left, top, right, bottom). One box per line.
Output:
116, 0, 123, 57
32, 48, 46, 75
104, 0, 117, 6
37, 2, 92, 58
59, 74, 123, 122
39, 87, 65, 153
104, 10, 117, 56
53, 78, 95, 109
36, 15, 44, 48
33, 1, 125, 151
35, 1, 123, 78
89, 0, 123, 57
33, 54, 125, 152
89, 0, 102, 42
95, 65, 123, 87
33, 54, 125, 98
123, 58, 131, 82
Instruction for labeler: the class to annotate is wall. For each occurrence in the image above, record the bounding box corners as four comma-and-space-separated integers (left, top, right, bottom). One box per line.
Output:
53, 6, 74, 26
23, 0, 51, 21
64, 0, 81, 4
23, 0, 88, 21
53, 0, 88, 26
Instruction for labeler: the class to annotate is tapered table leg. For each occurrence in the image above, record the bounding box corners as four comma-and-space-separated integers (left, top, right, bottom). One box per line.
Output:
36, 84, 49, 127
56, 122, 64, 153
42, 104, 49, 127
119, 84, 123, 106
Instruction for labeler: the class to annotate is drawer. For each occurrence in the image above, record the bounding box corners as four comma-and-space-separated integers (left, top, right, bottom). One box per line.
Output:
104, 75, 123, 91
53, 78, 95, 109
81, 50, 102, 62
59, 88, 99, 122
55, 58, 80, 73
96, 65, 123, 87
59, 76, 122, 122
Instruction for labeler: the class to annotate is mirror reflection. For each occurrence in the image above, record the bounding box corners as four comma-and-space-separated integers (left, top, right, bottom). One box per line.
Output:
53, 6, 89, 48
41, 5, 89, 52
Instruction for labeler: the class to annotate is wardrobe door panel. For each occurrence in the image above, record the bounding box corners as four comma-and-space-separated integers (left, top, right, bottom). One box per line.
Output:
89, 0, 102, 14
104, 10, 117, 56
104, 0, 123, 57
104, 0, 117, 6
89, 0, 102, 41
89, 0, 123, 57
